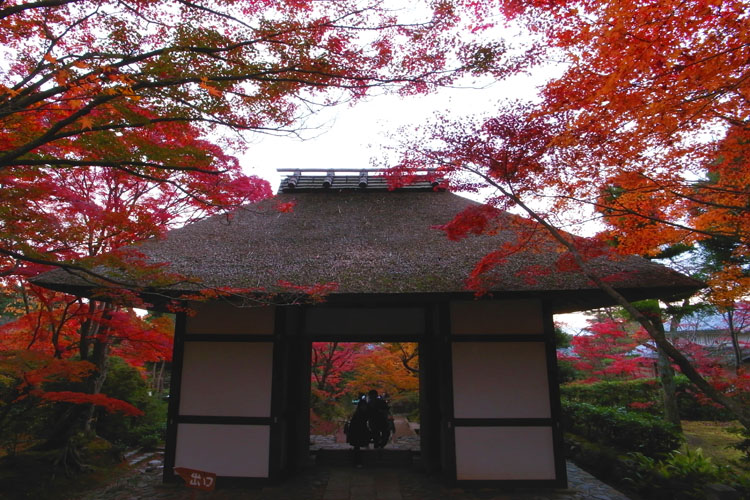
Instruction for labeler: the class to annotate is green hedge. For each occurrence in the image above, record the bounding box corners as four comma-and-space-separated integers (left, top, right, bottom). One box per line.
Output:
562, 401, 683, 458
562, 379, 661, 412
560, 377, 735, 421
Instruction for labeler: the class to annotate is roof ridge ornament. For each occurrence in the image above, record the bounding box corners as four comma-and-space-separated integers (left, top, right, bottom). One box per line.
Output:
277, 168, 436, 174
276, 168, 446, 193
428, 168, 440, 188
286, 169, 301, 189
322, 169, 335, 188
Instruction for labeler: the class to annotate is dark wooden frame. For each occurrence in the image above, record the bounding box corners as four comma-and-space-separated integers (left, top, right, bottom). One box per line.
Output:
163, 298, 567, 489
163, 311, 281, 485
441, 300, 568, 489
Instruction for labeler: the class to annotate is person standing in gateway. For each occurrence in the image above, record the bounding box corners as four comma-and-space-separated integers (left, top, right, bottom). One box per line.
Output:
366, 389, 391, 448
346, 396, 371, 467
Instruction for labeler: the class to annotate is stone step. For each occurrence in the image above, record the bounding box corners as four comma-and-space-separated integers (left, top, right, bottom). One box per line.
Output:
314, 448, 416, 466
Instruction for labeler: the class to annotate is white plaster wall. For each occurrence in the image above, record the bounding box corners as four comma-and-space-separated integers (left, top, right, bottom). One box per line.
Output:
450, 299, 543, 335
185, 303, 274, 335
174, 423, 270, 477
452, 342, 550, 418
179, 342, 273, 416
455, 426, 556, 480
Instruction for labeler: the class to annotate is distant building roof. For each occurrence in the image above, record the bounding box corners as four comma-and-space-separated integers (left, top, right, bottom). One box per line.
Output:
33, 171, 702, 312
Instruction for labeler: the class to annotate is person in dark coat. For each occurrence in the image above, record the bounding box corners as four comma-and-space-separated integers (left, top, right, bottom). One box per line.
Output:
346, 396, 370, 466
366, 389, 391, 448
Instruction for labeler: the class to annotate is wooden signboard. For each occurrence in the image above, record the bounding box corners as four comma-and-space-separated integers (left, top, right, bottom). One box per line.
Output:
174, 467, 217, 492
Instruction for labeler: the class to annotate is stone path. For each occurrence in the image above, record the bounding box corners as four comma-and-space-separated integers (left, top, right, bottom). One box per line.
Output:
311, 415, 422, 452
77, 447, 632, 500
321, 462, 632, 500
310, 433, 420, 451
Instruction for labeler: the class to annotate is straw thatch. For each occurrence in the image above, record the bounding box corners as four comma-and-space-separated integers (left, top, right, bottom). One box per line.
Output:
33, 176, 701, 312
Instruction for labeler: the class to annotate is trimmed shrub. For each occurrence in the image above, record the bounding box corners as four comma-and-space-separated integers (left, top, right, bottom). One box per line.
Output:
390, 391, 418, 415
95, 358, 167, 449
562, 379, 662, 414
556, 358, 580, 384
562, 401, 682, 458
560, 376, 735, 421
564, 433, 627, 481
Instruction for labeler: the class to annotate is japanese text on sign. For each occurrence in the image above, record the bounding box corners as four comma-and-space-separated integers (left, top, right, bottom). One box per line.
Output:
174, 467, 216, 491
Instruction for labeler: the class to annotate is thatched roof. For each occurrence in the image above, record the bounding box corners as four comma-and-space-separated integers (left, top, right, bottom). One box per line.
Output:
33, 174, 701, 313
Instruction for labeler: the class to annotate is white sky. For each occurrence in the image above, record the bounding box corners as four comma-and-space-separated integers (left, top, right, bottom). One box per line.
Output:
241, 70, 552, 190
239, 2, 549, 187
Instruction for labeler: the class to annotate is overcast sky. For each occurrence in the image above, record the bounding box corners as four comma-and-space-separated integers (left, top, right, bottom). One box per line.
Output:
241, 68, 556, 190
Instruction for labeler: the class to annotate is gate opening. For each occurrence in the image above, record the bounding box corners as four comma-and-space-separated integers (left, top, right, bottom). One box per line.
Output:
308, 342, 420, 454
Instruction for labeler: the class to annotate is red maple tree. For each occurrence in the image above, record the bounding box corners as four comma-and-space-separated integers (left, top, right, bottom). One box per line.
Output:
394, 0, 750, 427
0, 0, 495, 459
1, 0, 493, 283
563, 319, 652, 383
311, 342, 364, 405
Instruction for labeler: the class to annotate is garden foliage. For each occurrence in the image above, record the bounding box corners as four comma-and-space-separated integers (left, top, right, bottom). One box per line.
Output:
94, 358, 167, 449
561, 377, 735, 421
562, 400, 682, 458
624, 448, 749, 500
396, 0, 750, 427
0, 0, 489, 459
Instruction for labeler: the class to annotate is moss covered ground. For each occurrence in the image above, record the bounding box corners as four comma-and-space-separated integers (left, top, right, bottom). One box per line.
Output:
682, 420, 748, 471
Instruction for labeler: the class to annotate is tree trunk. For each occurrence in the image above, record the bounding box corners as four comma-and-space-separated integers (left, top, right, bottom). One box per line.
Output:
652, 308, 683, 430
150, 361, 166, 396
84, 334, 110, 433
656, 337, 682, 430
316, 342, 338, 391
41, 301, 113, 468
726, 309, 743, 375
83, 303, 112, 433
158, 360, 166, 395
